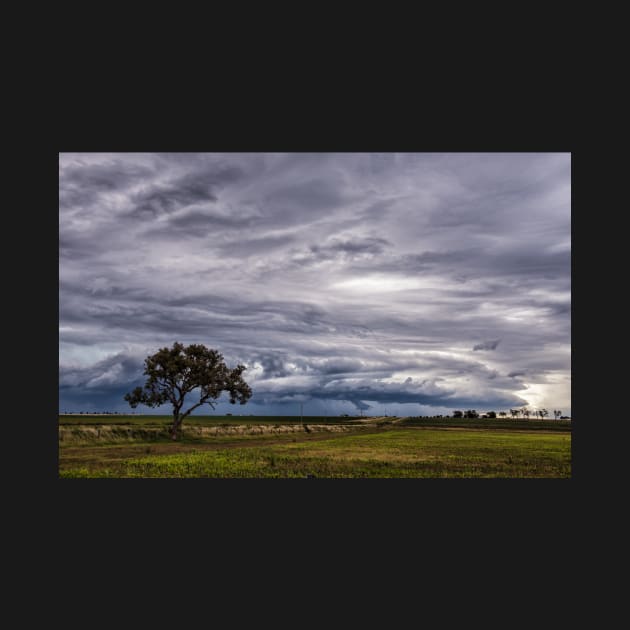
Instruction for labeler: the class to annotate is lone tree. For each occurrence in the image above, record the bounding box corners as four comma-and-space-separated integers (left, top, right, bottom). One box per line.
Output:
124, 342, 252, 440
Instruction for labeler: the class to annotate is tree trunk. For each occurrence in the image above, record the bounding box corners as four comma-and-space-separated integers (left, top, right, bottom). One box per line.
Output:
171, 413, 181, 440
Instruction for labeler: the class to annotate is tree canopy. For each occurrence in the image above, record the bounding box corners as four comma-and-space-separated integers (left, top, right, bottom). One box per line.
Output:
124, 342, 252, 439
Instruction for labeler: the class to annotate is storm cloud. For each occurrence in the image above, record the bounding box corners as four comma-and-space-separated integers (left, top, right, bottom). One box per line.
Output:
473, 339, 501, 351
59, 153, 571, 416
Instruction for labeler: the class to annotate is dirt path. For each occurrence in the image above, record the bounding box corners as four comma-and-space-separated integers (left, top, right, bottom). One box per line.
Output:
353, 416, 408, 425
390, 416, 409, 424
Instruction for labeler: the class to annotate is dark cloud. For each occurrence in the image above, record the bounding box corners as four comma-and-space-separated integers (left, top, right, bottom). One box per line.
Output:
60, 352, 143, 388
142, 208, 257, 239
250, 369, 527, 412
508, 370, 527, 378
126, 166, 244, 220
311, 236, 390, 259
473, 339, 502, 351
290, 236, 391, 267
60, 158, 155, 212
59, 153, 571, 415
61, 159, 153, 192
255, 353, 291, 378
215, 234, 297, 258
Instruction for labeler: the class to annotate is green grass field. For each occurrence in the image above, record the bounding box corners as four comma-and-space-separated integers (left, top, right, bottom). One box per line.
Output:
59, 418, 571, 478
399, 416, 572, 431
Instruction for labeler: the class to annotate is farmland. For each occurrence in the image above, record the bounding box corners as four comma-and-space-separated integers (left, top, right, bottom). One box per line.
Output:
59, 415, 571, 478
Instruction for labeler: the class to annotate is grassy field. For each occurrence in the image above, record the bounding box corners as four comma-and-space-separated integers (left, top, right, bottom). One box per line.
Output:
59, 418, 571, 478
399, 416, 572, 431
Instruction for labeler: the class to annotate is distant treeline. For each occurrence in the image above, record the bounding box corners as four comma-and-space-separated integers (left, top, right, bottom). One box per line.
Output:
60, 410, 571, 419
61, 411, 134, 415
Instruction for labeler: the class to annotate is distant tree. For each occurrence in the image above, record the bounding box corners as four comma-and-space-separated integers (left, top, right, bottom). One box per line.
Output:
539, 409, 548, 420
510, 409, 520, 419
453, 410, 463, 418
522, 408, 530, 420
486, 411, 496, 418
554, 409, 562, 420
124, 342, 252, 440
464, 409, 479, 418
499, 411, 507, 418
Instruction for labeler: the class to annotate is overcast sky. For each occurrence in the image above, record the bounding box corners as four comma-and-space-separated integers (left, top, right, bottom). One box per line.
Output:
59, 153, 571, 416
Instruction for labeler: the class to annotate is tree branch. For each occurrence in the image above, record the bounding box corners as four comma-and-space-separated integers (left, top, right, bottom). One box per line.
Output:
180, 398, 215, 422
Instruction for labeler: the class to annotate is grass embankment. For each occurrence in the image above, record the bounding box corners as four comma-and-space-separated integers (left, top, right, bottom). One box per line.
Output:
60, 426, 571, 479
58, 414, 363, 426
58, 422, 364, 446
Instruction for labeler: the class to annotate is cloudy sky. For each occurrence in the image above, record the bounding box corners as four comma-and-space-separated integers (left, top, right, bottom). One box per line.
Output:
59, 153, 571, 416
